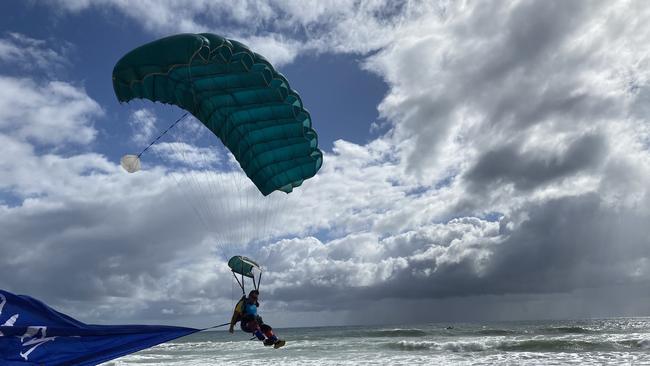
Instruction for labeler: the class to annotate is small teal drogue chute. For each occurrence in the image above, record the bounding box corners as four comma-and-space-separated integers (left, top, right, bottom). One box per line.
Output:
228, 255, 262, 295
112, 33, 322, 196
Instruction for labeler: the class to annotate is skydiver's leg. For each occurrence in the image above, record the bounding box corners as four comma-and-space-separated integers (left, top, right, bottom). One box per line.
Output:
241, 316, 265, 340
260, 324, 278, 343
249, 320, 265, 340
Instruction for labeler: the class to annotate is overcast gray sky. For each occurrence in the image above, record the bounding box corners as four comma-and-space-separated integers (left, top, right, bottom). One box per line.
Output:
1, 0, 650, 328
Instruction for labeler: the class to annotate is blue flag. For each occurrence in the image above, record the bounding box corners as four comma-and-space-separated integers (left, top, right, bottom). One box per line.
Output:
0, 289, 202, 365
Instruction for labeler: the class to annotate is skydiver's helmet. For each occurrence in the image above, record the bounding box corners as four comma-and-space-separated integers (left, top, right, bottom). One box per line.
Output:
248, 290, 260, 305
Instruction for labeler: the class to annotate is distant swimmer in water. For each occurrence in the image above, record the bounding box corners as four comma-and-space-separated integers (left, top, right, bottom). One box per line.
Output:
229, 290, 286, 348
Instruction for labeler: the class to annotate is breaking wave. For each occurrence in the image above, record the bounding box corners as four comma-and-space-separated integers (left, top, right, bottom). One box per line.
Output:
384, 340, 488, 352
384, 338, 650, 353
541, 326, 593, 334
477, 329, 517, 336
363, 329, 428, 338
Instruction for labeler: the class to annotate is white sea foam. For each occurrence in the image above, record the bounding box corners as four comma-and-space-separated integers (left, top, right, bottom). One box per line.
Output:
100, 318, 650, 366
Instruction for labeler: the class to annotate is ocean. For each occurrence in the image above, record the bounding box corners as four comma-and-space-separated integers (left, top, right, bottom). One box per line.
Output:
103, 318, 650, 365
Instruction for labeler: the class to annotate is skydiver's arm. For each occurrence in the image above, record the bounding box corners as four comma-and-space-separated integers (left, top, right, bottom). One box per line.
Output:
229, 300, 243, 333
228, 312, 238, 333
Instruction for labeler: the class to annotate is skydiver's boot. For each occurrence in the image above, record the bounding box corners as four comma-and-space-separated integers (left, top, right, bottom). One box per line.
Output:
264, 334, 283, 347
273, 339, 286, 349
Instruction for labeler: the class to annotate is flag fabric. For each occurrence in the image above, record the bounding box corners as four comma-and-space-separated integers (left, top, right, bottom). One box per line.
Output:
0, 289, 202, 365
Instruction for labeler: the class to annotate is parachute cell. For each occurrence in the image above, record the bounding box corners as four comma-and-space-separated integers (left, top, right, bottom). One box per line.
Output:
112, 33, 323, 196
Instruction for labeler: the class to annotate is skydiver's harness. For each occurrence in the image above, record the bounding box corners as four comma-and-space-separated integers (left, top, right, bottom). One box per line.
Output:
227, 256, 272, 339
230, 257, 262, 328
234, 296, 264, 330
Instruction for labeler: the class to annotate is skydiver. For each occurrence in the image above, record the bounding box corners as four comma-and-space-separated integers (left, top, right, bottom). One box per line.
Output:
229, 290, 285, 348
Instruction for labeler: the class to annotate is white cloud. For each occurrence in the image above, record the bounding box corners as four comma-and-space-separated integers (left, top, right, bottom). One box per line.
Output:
365, 1, 649, 193
0, 32, 71, 74
0, 33, 98, 147
242, 34, 301, 66
47, 0, 431, 65
152, 142, 220, 169
0, 133, 117, 197
0, 76, 102, 145
49, 0, 305, 65
128, 109, 157, 145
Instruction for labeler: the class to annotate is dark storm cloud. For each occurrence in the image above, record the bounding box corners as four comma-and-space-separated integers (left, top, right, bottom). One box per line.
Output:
476, 0, 590, 82
260, 191, 650, 318
0, 189, 207, 302
465, 133, 607, 191
486, 194, 650, 293
347, 282, 650, 324
484, 81, 621, 133
366, 193, 650, 302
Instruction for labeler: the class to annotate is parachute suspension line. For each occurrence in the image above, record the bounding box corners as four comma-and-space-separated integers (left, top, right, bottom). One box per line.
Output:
214, 117, 245, 260
221, 171, 240, 260
169, 138, 222, 241
190, 140, 232, 259
137, 112, 189, 159
256, 191, 266, 252
264, 184, 305, 262
272, 191, 288, 239
167, 167, 212, 239
256, 271, 262, 291
169, 140, 231, 261
234, 128, 256, 255
241, 262, 245, 294
155, 116, 213, 237
198, 146, 231, 261
232, 155, 247, 253
261, 188, 291, 255
259, 192, 273, 250
212, 159, 237, 259
232, 271, 244, 296
161, 128, 230, 262
243, 173, 251, 252
171, 145, 216, 231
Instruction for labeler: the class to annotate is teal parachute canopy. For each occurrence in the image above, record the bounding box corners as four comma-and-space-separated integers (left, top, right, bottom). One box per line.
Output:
228, 256, 260, 278
112, 33, 322, 196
